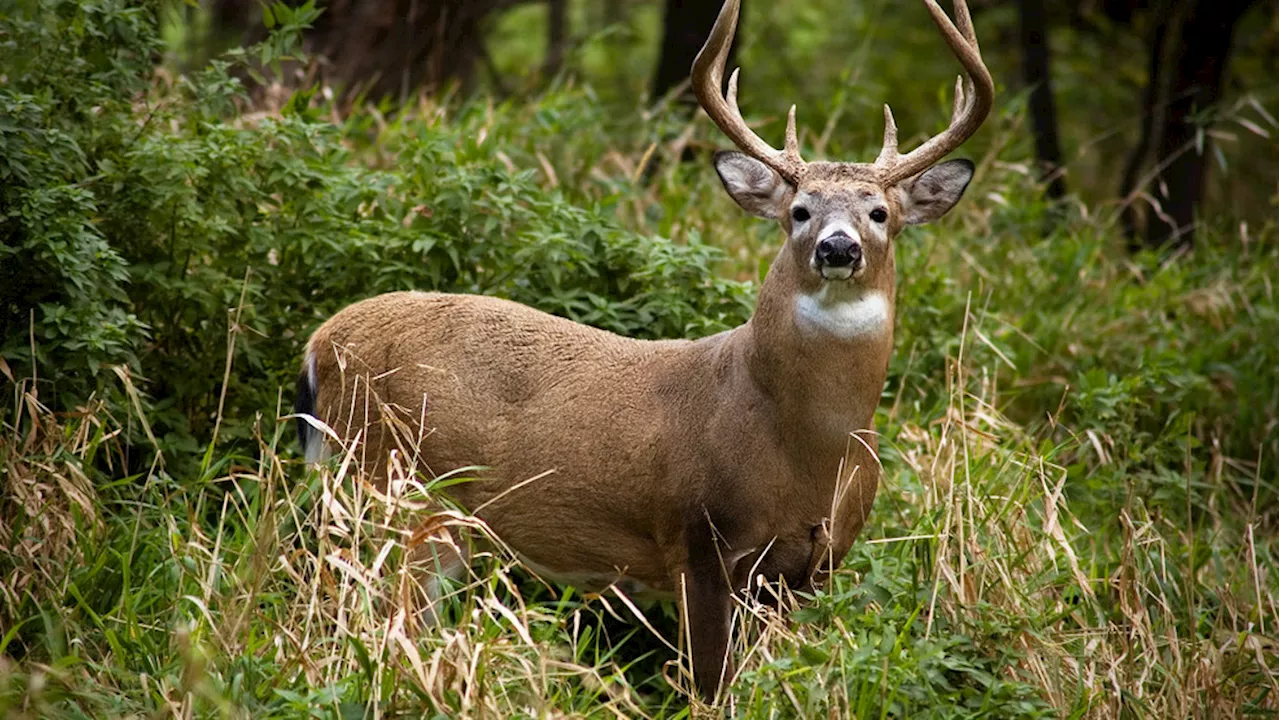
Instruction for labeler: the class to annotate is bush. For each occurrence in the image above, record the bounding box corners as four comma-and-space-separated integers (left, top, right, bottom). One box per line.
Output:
0, 0, 157, 402
0, 0, 754, 458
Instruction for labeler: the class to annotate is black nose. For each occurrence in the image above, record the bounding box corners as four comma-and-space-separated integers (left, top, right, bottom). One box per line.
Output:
815, 233, 862, 268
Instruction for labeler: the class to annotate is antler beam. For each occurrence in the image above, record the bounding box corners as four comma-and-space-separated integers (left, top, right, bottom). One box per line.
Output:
876, 0, 994, 184
692, 0, 806, 185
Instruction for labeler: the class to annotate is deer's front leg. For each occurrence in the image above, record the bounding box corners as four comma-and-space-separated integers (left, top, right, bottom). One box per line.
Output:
679, 521, 736, 703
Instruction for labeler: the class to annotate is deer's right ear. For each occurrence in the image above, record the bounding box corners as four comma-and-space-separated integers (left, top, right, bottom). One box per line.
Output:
714, 151, 789, 219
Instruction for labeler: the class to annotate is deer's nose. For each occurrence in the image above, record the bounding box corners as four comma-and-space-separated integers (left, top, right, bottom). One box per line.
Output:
815, 232, 862, 268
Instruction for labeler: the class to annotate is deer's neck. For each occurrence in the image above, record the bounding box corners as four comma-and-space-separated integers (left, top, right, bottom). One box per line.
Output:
736, 247, 896, 447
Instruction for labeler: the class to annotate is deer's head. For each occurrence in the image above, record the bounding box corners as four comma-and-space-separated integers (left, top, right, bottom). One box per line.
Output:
694, 0, 993, 295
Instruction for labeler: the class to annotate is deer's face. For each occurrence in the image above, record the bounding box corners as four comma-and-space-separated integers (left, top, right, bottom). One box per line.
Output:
714, 153, 975, 289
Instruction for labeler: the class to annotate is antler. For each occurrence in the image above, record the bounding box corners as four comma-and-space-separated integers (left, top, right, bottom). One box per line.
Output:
692, 0, 805, 185
875, 0, 993, 184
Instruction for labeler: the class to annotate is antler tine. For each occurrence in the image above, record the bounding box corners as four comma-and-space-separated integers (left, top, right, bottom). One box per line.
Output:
952, 76, 966, 121
876, 104, 899, 166
784, 105, 800, 157
875, 0, 993, 184
692, 0, 806, 183
726, 67, 742, 110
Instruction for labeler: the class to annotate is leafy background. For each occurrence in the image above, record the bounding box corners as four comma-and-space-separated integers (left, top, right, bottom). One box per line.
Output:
0, 1, 1276, 717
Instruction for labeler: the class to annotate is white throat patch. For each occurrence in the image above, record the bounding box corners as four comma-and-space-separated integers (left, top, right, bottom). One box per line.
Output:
794, 288, 890, 340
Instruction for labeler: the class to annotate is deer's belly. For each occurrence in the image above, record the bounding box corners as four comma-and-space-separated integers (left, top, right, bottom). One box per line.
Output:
517, 554, 674, 601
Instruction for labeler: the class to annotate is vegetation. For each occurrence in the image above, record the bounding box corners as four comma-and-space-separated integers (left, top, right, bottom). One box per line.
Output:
1, 1, 1275, 717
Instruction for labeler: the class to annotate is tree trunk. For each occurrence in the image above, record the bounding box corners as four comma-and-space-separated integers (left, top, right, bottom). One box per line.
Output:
544, 0, 568, 77
1142, 0, 1258, 249
210, 0, 515, 104
1118, 0, 1176, 246
1017, 0, 1067, 200
652, 0, 741, 105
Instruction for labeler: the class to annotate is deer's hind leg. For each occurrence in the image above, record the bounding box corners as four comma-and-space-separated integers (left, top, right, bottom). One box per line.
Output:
406, 518, 472, 627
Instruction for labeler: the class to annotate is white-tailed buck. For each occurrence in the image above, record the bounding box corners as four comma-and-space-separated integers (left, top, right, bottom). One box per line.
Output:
295, 0, 991, 702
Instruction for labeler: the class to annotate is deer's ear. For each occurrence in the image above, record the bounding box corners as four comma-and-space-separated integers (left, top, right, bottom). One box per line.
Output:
714, 151, 789, 219
898, 159, 974, 225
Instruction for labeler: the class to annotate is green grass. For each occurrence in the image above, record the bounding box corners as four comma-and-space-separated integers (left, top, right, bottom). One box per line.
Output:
2, 135, 1275, 716
1, 2, 1277, 718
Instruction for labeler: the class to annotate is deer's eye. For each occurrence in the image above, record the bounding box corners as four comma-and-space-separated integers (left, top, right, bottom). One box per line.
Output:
791, 207, 810, 223
869, 208, 888, 223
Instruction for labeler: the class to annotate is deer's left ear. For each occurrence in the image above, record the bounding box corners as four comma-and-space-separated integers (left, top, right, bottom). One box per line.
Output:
897, 159, 975, 225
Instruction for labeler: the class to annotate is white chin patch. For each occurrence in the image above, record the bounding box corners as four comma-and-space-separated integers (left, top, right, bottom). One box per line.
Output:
820, 266, 854, 281
794, 289, 890, 340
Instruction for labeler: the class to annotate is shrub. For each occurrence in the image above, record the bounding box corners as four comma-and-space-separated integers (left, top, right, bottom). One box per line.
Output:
0, 0, 755, 459
0, 0, 157, 402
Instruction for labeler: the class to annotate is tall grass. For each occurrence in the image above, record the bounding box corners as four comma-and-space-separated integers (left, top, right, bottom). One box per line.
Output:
1, 2, 1276, 717
2, 184, 1275, 717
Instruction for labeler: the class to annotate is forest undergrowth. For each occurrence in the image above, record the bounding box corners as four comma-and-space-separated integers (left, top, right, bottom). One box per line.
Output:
1, 2, 1276, 718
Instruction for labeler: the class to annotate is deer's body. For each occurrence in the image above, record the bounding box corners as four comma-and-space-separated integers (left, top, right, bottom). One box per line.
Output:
303, 247, 890, 593
296, 0, 991, 703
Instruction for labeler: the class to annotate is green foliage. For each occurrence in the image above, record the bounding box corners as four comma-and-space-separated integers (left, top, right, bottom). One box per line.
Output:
0, 0, 753, 454
0, 0, 158, 398
0, 1, 1276, 719
888, 195, 1279, 515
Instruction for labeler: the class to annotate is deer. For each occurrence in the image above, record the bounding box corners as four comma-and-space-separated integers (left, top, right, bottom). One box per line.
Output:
293, 0, 991, 703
